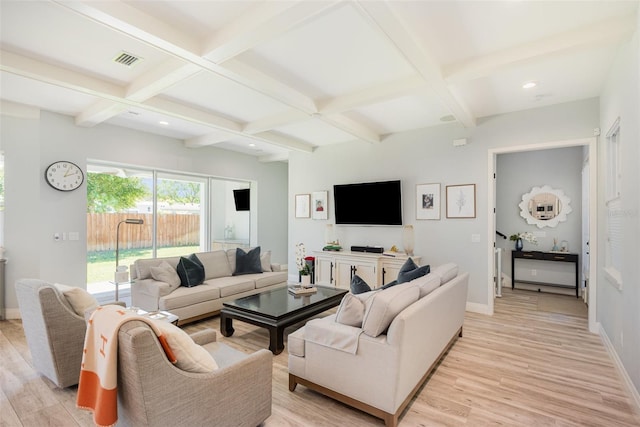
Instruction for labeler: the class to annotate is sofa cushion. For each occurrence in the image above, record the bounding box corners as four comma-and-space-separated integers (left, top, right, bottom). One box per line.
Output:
350, 275, 371, 294
253, 271, 287, 289
261, 250, 272, 272
362, 282, 420, 337
159, 284, 221, 311
152, 320, 218, 372
412, 272, 441, 298
136, 256, 180, 280
176, 254, 205, 288
196, 250, 232, 279
233, 247, 263, 276
397, 257, 430, 284
54, 283, 99, 316
432, 263, 458, 285
207, 276, 255, 298
150, 261, 181, 292
335, 293, 365, 327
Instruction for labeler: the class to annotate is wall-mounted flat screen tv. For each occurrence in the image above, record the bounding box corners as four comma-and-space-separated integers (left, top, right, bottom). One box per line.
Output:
333, 180, 402, 225
233, 188, 250, 211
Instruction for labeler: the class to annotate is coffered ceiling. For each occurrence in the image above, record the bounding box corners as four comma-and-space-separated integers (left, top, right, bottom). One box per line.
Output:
0, 1, 637, 162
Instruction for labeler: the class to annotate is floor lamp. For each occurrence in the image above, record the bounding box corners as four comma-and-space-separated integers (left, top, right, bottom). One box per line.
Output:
115, 218, 144, 301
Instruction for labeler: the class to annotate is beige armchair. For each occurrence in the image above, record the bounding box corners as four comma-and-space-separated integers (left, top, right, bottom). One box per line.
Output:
15, 278, 125, 388
116, 320, 273, 427
15, 279, 90, 388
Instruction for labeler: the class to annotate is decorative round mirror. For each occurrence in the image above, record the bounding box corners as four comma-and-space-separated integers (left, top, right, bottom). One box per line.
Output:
518, 185, 572, 228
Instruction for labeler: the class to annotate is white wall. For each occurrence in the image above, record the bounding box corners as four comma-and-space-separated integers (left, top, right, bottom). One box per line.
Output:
0, 110, 288, 318
288, 98, 599, 308
598, 11, 640, 397
496, 147, 583, 287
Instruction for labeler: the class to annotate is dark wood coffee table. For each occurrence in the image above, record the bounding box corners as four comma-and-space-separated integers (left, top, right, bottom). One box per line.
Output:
220, 285, 347, 354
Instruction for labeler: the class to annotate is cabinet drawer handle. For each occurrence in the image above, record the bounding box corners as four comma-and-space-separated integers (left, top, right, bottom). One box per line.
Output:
523, 254, 534, 258
553, 256, 566, 260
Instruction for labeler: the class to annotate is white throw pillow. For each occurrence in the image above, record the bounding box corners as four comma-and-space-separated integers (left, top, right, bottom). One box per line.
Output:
432, 263, 458, 285
150, 261, 181, 292
335, 293, 365, 327
412, 272, 441, 298
54, 283, 99, 316
260, 250, 272, 272
361, 283, 419, 337
152, 320, 218, 373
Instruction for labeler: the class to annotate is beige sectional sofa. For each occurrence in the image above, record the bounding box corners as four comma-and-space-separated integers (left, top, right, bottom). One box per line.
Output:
288, 263, 469, 427
130, 249, 287, 324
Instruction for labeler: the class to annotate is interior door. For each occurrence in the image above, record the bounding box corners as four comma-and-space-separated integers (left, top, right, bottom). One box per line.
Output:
581, 159, 590, 301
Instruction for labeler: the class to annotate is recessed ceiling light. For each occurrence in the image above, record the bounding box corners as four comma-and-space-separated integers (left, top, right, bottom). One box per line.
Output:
158, 121, 169, 126
439, 114, 456, 122
249, 143, 256, 147
522, 81, 537, 89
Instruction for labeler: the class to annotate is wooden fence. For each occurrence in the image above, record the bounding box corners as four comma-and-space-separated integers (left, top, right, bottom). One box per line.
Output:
87, 213, 200, 252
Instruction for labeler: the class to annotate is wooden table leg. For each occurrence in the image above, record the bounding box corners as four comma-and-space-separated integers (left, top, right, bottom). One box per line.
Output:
220, 313, 235, 337
268, 326, 284, 355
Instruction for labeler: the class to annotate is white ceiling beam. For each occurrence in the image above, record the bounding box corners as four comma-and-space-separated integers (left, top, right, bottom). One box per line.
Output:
52, 0, 200, 55
76, 100, 128, 127
125, 62, 201, 102
76, 61, 202, 126
55, 0, 318, 115
243, 109, 310, 134
0, 49, 125, 100
444, 14, 637, 84
259, 152, 290, 163
317, 114, 380, 144
184, 132, 236, 148
252, 131, 315, 153
143, 97, 243, 132
355, 1, 476, 128
318, 75, 426, 114
203, 1, 341, 63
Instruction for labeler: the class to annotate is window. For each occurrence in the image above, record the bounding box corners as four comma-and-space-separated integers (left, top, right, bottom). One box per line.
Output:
604, 118, 622, 290
86, 162, 252, 294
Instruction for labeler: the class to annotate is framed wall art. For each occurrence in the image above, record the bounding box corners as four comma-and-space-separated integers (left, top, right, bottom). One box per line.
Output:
416, 183, 440, 220
446, 184, 476, 218
312, 191, 328, 220
295, 194, 310, 218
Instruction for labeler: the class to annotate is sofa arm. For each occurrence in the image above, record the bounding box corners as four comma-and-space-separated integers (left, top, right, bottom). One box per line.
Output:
130, 279, 170, 311
271, 263, 288, 272
190, 329, 217, 346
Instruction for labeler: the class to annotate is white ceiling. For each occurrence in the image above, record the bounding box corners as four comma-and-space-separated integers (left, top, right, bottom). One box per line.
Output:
1, 1, 637, 162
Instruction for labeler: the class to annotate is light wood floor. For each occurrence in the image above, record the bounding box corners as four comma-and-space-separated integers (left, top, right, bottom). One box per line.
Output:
1, 289, 639, 426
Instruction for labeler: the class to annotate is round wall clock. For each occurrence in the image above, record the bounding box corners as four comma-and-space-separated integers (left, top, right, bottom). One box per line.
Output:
45, 161, 85, 191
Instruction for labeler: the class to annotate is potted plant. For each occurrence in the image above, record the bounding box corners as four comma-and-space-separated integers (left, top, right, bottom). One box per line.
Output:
295, 243, 312, 287
509, 232, 537, 251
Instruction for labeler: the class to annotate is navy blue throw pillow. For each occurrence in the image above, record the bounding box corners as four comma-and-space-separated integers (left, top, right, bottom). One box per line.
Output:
396, 257, 430, 284
350, 275, 371, 294
233, 246, 263, 276
381, 280, 398, 290
176, 253, 205, 287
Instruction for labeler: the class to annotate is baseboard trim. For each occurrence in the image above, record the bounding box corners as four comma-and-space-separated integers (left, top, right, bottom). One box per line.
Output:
4, 308, 21, 320
466, 302, 490, 314
598, 322, 640, 415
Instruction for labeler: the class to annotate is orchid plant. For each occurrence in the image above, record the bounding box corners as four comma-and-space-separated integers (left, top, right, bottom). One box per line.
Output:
295, 242, 311, 275
509, 232, 538, 245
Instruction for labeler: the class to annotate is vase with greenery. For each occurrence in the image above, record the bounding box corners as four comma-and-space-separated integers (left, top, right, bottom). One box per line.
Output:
509, 232, 537, 251
295, 242, 312, 286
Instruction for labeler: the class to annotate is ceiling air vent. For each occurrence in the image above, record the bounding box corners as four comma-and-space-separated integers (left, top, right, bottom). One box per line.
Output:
113, 51, 142, 67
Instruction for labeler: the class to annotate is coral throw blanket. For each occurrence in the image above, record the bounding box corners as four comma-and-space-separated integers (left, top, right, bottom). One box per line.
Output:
76, 305, 175, 427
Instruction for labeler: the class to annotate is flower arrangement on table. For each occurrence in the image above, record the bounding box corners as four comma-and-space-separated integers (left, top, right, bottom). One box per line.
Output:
510, 232, 537, 250
295, 243, 311, 276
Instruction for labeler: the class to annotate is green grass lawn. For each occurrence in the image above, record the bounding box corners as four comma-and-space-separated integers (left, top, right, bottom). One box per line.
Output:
87, 246, 199, 283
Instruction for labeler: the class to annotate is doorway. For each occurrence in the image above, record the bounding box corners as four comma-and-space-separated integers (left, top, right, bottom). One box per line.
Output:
487, 137, 598, 332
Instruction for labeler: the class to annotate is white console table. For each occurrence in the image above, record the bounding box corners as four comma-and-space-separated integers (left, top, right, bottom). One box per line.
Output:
313, 251, 421, 290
